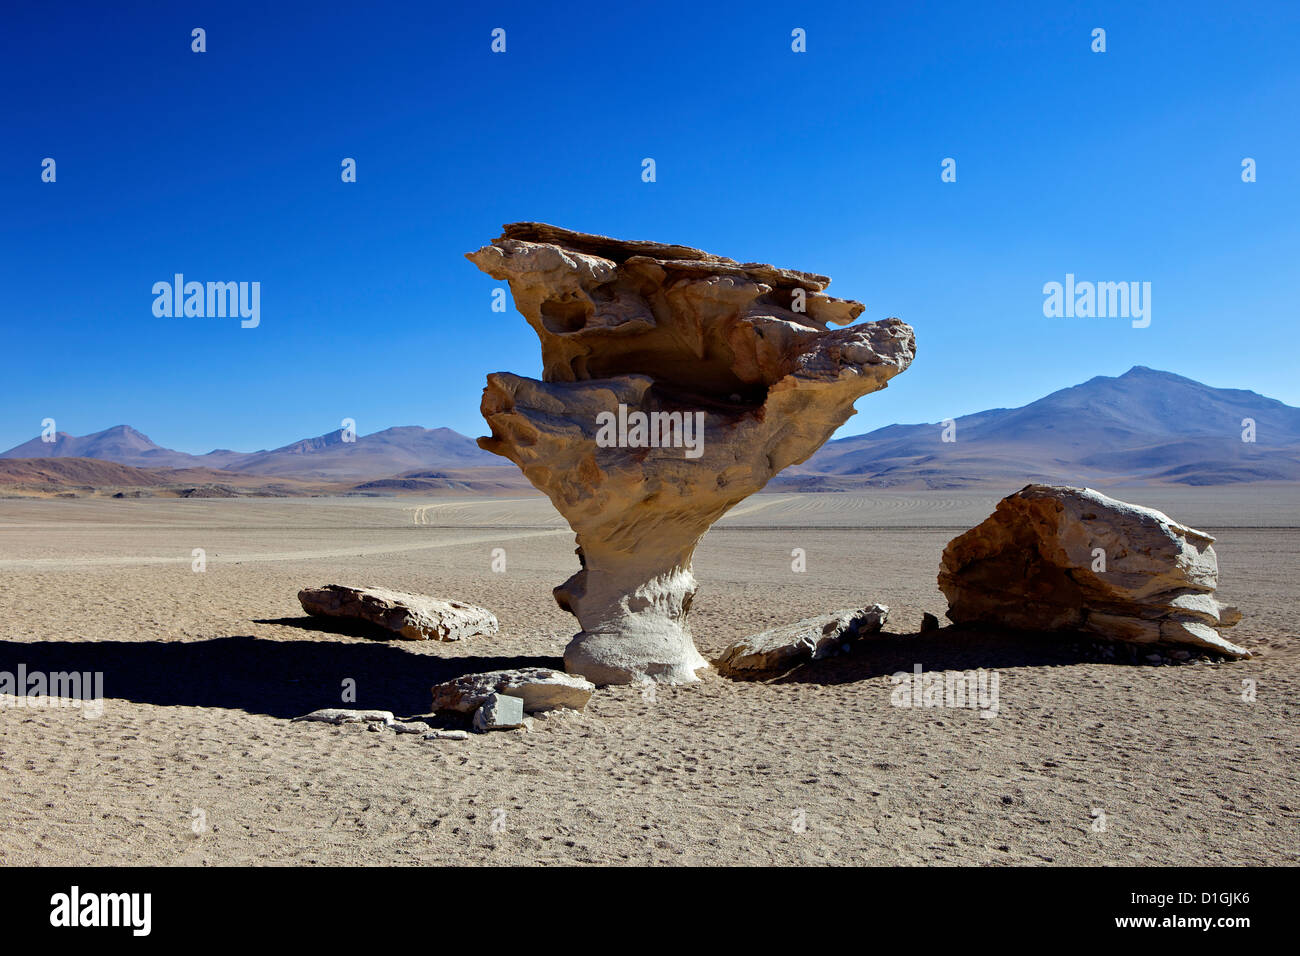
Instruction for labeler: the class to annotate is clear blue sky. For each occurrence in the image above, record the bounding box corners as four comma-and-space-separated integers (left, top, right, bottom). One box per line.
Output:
2, 0, 1296, 454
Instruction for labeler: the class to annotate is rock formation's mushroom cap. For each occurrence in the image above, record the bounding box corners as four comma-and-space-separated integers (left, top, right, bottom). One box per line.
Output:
467, 222, 896, 395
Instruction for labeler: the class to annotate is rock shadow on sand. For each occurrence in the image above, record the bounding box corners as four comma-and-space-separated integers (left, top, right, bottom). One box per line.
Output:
255, 615, 411, 641
0, 636, 561, 720
764, 626, 1179, 686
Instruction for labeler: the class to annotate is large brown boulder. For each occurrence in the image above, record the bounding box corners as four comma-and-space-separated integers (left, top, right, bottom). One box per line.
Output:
938, 485, 1248, 658
468, 223, 915, 684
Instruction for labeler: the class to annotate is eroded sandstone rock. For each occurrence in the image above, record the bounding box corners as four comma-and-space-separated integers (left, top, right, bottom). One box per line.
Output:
469, 223, 915, 685
715, 604, 890, 677
430, 667, 595, 714
297, 585, 498, 641
938, 485, 1249, 658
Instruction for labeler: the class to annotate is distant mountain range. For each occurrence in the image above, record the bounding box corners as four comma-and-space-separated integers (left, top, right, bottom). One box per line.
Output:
3, 367, 1299, 493
780, 366, 1300, 489
0, 424, 499, 480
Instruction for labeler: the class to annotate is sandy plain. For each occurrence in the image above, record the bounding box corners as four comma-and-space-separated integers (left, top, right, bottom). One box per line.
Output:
0, 487, 1296, 865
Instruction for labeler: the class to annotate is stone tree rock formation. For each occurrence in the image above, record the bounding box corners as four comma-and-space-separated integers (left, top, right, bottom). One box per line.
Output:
938, 485, 1249, 658
468, 223, 916, 684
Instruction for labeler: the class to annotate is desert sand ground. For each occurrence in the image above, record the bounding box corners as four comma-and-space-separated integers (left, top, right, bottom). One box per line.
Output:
0, 487, 1296, 866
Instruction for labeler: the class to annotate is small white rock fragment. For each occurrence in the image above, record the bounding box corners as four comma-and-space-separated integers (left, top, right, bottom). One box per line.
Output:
393, 721, 432, 734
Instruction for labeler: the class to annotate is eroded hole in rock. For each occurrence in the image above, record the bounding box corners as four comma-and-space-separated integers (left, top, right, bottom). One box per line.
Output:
750, 290, 826, 328
579, 350, 761, 403
649, 380, 768, 413
539, 296, 593, 334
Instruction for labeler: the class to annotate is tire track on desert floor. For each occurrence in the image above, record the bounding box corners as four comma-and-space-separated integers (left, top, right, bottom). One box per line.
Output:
0, 496, 794, 570
716, 495, 795, 521
0, 528, 572, 571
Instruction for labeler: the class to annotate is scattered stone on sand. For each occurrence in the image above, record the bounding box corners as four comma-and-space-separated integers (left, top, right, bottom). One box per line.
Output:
292, 708, 396, 726
938, 484, 1250, 658
472, 693, 525, 732
714, 604, 890, 677
392, 721, 432, 735
469, 223, 915, 686
431, 667, 595, 715
297, 584, 498, 641
920, 612, 940, 633
422, 729, 470, 741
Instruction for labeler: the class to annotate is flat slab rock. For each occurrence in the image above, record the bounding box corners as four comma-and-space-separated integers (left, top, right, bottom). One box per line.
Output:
298, 585, 498, 641
431, 667, 595, 714
714, 604, 889, 677
938, 484, 1249, 658
293, 709, 395, 726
